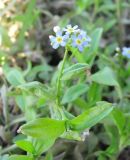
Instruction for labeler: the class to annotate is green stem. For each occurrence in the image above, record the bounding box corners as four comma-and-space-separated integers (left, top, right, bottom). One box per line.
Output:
0, 144, 17, 154
117, 50, 124, 87
116, 0, 123, 47
56, 47, 68, 106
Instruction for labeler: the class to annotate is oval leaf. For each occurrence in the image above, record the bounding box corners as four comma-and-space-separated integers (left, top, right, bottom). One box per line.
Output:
90, 67, 119, 86
3, 67, 25, 86
15, 140, 35, 154
69, 101, 113, 131
32, 138, 55, 155
19, 118, 65, 138
90, 67, 122, 98
62, 83, 89, 104
62, 63, 89, 80
85, 28, 103, 64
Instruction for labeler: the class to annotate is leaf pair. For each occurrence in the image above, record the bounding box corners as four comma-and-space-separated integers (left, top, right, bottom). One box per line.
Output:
18, 102, 113, 153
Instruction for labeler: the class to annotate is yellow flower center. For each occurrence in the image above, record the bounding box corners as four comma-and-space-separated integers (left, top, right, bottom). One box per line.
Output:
76, 39, 81, 45
68, 28, 73, 33
56, 37, 62, 43
128, 50, 130, 54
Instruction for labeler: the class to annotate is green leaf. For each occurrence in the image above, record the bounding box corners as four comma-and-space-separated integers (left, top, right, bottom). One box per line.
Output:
15, 95, 27, 111
62, 83, 89, 104
87, 83, 102, 106
44, 152, 53, 160
63, 110, 75, 119
15, 94, 37, 115
98, 3, 116, 12
18, 81, 42, 90
70, 47, 86, 63
17, 81, 45, 95
98, 154, 106, 160
20, 118, 65, 138
69, 102, 113, 131
8, 155, 34, 160
0, 26, 11, 47
90, 67, 118, 86
112, 108, 126, 135
104, 19, 116, 32
74, 98, 88, 110
61, 130, 81, 141
62, 63, 89, 80
90, 28, 103, 53
104, 125, 119, 156
90, 67, 122, 98
3, 67, 25, 86
32, 138, 55, 155
76, 0, 93, 13
15, 140, 35, 154
85, 28, 103, 64
15, 0, 39, 49
26, 65, 52, 81
19, 118, 66, 153
17, 81, 54, 100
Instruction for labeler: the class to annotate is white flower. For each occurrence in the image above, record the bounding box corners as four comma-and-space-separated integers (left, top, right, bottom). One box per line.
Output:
64, 24, 78, 34
53, 26, 61, 33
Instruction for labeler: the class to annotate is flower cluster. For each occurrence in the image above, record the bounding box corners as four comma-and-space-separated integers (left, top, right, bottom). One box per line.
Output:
122, 47, 130, 58
49, 25, 91, 52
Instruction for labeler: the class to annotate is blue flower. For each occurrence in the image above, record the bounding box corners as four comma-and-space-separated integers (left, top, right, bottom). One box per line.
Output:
71, 35, 85, 52
49, 31, 69, 49
82, 36, 91, 47
78, 30, 91, 44
122, 47, 130, 58
71, 31, 91, 52
77, 30, 87, 37
64, 24, 78, 35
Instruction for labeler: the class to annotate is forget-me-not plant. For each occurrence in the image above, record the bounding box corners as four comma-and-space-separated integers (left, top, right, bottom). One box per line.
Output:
49, 25, 91, 106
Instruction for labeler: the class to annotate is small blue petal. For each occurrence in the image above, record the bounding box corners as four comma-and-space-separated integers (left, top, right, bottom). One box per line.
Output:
71, 35, 76, 39
80, 30, 87, 37
63, 35, 69, 40
78, 45, 84, 52
72, 42, 77, 47
83, 41, 88, 46
63, 28, 67, 31
86, 36, 91, 42
61, 41, 66, 47
65, 32, 70, 35
122, 47, 130, 58
53, 42, 59, 49
77, 34, 82, 40
49, 35, 56, 42
56, 31, 62, 36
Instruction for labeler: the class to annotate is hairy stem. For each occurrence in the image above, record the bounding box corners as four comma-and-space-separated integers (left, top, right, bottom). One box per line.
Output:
56, 47, 68, 106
